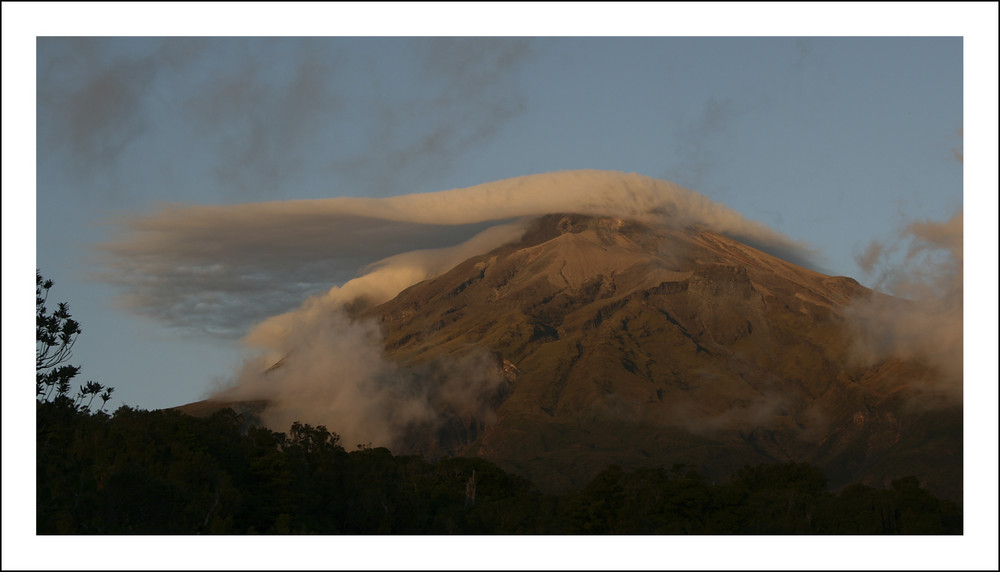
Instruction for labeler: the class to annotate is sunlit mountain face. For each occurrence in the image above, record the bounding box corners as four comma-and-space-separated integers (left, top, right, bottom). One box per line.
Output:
181, 209, 961, 500
361, 213, 960, 498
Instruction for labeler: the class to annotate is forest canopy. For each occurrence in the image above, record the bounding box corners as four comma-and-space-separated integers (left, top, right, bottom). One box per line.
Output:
36, 400, 961, 535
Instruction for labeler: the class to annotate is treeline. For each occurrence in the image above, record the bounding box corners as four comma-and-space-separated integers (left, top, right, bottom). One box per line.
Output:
37, 401, 961, 534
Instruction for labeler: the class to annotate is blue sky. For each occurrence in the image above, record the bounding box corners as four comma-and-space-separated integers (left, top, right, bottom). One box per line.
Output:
5, 3, 999, 568
29, 31, 970, 410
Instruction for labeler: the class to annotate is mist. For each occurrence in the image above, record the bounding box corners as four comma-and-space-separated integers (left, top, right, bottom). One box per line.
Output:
846, 211, 963, 401
215, 308, 511, 450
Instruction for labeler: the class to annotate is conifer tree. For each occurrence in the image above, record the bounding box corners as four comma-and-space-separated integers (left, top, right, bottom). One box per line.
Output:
36, 270, 113, 411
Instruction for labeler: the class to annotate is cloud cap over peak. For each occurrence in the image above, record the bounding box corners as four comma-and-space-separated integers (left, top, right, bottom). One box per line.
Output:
99, 170, 818, 337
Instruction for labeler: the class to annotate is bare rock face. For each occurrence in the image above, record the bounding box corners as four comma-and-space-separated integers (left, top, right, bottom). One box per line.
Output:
361, 213, 961, 499
174, 212, 960, 500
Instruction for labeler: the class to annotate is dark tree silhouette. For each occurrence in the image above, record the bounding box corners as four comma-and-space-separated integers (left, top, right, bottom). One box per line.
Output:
36, 270, 113, 411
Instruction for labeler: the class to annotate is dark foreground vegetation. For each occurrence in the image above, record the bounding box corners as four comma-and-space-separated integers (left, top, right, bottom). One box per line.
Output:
37, 401, 961, 535
34, 269, 961, 535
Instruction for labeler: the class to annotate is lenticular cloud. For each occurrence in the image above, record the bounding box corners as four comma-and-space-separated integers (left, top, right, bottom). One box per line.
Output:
99, 170, 817, 337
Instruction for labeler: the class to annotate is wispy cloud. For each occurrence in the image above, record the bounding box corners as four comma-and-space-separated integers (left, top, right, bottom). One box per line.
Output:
331, 37, 535, 195
951, 126, 963, 164
666, 97, 735, 191
36, 38, 203, 195
37, 37, 539, 202
182, 40, 344, 199
847, 211, 963, 398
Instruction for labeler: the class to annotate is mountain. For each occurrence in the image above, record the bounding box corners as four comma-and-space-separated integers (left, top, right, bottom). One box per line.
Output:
178, 212, 961, 500
359, 213, 961, 498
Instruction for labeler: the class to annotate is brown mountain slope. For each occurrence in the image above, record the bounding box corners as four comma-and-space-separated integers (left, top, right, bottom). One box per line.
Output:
359, 214, 961, 498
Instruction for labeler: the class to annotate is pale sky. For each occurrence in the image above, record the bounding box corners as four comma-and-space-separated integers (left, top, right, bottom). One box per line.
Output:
4, 3, 998, 569
29, 29, 973, 411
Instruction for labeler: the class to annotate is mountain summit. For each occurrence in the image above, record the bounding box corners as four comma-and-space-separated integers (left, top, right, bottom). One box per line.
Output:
357, 213, 960, 497
180, 211, 960, 499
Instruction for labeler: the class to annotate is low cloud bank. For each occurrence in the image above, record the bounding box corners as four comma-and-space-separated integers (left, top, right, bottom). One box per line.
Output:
216, 309, 510, 450
847, 211, 963, 399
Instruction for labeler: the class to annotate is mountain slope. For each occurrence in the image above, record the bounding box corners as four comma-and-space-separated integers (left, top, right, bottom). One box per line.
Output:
360, 213, 961, 498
